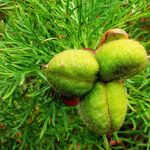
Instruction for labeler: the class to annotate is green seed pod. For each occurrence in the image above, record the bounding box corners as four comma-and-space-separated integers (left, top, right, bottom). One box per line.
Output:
46, 49, 99, 96
77, 82, 127, 135
96, 39, 148, 81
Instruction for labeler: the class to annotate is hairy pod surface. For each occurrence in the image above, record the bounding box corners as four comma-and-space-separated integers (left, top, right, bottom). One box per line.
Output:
46, 50, 99, 96
77, 82, 127, 135
96, 39, 148, 81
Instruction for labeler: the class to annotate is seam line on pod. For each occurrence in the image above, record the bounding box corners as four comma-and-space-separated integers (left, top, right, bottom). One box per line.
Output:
117, 61, 148, 79
104, 83, 112, 134
48, 72, 95, 84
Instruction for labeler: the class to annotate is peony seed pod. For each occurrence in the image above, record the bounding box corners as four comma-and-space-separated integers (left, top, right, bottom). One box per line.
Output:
77, 82, 127, 135
46, 49, 99, 96
96, 39, 148, 81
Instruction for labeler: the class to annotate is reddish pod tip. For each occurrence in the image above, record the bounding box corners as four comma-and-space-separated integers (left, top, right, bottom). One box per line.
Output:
62, 95, 80, 106
110, 140, 117, 146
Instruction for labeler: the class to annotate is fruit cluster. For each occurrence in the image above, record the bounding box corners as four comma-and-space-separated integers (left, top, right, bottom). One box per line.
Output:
45, 29, 148, 135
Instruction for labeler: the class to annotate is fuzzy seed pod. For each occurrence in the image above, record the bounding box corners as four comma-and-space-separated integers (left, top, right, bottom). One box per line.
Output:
96, 39, 148, 81
46, 50, 99, 96
77, 82, 127, 135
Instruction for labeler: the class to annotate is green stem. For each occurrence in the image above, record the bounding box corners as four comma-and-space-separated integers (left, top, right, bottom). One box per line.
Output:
102, 135, 111, 150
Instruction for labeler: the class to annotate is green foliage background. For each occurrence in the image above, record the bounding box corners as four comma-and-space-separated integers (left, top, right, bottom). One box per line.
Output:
0, 0, 150, 149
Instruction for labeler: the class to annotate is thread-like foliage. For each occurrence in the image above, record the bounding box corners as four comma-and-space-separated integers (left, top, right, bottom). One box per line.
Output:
0, 0, 150, 149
